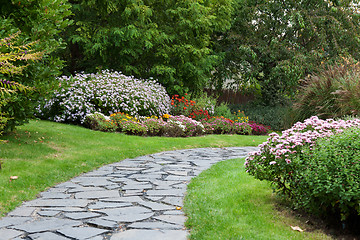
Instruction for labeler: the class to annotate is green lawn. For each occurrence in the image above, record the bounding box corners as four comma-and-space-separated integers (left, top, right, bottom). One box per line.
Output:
184, 158, 332, 240
0, 120, 268, 216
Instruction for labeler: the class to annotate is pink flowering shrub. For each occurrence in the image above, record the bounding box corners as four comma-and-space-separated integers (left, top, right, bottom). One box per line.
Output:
203, 117, 234, 134
233, 122, 252, 135
142, 118, 166, 136
164, 115, 205, 137
245, 116, 360, 195
248, 121, 270, 135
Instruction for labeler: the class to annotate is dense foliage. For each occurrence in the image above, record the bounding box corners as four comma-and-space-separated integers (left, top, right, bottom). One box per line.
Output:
0, 1, 72, 132
245, 116, 360, 222
213, 0, 360, 105
0, 32, 43, 132
0, 0, 72, 88
37, 71, 171, 123
293, 61, 360, 122
291, 127, 360, 222
62, 0, 233, 95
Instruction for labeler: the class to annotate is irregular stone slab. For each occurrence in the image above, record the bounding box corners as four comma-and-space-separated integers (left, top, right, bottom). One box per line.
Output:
154, 215, 186, 225
25, 199, 90, 207
28, 232, 71, 240
100, 196, 143, 203
128, 221, 182, 230
122, 190, 144, 196
0, 228, 23, 239
57, 226, 109, 240
110, 229, 188, 240
67, 186, 106, 194
165, 175, 193, 181
138, 201, 174, 211
41, 207, 85, 212
75, 190, 120, 199
98, 206, 153, 222
72, 177, 114, 187
165, 170, 189, 176
0, 217, 32, 228
161, 196, 183, 207
103, 213, 154, 223
122, 183, 152, 190
39, 192, 71, 199
146, 189, 184, 197
88, 201, 132, 210
11, 218, 81, 233
86, 218, 119, 229
8, 206, 36, 217
37, 210, 60, 217
64, 212, 101, 220
162, 210, 183, 215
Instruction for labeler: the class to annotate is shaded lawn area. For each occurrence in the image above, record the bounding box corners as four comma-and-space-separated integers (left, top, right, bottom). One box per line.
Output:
184, 158, 333, 240
0, 120, 268, 217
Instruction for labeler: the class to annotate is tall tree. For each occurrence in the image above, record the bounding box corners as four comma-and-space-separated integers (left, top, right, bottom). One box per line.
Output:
63, 0, 233, 94
212, 0, 360, 105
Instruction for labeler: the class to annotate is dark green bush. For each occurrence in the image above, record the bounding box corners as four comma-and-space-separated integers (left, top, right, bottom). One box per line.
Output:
230, 102, 292, 131
291, 127, 360, 222
293, 62, 360, 122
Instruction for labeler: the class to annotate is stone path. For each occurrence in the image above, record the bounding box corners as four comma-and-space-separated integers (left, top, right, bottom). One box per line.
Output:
0, 147, 258, 240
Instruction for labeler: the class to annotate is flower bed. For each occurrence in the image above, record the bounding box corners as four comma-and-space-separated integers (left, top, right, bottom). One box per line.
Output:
84, 112, 269, 137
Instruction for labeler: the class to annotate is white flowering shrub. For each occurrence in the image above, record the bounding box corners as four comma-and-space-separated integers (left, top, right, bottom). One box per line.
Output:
37, 70, 171, 123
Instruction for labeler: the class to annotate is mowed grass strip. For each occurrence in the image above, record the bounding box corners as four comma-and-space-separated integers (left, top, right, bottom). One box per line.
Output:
0, 120, 268, 217
184, 158, 332, 240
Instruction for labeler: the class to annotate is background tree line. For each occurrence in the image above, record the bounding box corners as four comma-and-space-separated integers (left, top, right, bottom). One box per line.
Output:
1, 0, 360, 132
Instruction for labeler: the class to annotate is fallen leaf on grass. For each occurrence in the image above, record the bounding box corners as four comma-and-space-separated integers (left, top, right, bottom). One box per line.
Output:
10, 176, 18, 180
291, 226, 304, 232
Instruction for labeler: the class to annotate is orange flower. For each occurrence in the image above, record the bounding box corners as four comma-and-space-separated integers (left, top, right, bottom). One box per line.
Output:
171, 102, 174, 105
183, 107, 187, 110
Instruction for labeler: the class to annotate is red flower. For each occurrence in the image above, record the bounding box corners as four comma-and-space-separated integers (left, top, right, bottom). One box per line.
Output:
183, 107, 187, 110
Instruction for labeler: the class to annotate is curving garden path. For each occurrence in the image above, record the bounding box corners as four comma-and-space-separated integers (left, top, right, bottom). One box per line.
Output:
0, 147, 258, 240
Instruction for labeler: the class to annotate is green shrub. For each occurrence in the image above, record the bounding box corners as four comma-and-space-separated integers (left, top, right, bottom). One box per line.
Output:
230, 102, 292, 131
191, 92, 216, 115
246, 117, 360, 224
214, 102, 233, 119
122, 121, 147, 136
0, 31, 42, 132
83, 112, 116, 132
290, 127, 360, 222
293, 62, 360, 122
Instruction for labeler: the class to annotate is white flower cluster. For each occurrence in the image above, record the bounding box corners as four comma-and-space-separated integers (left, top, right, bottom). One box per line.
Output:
37, 70, 171, 123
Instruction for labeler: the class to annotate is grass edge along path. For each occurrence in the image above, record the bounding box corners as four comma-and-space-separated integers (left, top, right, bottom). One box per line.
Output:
0, 120, 268, 217
184, 158, 333, 240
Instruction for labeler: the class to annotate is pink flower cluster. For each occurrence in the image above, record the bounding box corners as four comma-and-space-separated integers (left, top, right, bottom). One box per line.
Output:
245, 116, 360, 168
